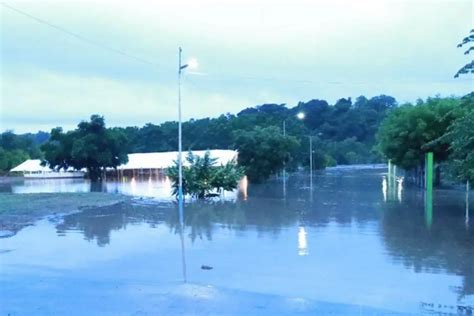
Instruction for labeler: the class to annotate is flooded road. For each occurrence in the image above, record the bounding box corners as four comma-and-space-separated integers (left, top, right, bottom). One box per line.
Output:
1, 169, 473, 315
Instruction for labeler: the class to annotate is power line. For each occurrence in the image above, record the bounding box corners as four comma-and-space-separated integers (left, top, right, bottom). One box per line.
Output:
2, 2, 471, 87
1, 2, 159, 68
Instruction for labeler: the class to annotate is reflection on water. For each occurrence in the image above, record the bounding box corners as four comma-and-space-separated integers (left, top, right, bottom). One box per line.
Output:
297, 226, 308, 256
382, 175, 404, 203
2, 169, 473, 314
0, 176, 238, 201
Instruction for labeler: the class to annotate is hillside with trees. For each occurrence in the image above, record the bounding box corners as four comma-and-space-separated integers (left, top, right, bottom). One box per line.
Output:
3, 93, 473, 184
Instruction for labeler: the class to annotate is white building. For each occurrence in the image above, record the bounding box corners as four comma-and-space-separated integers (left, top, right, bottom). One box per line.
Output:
116, 150, 238, 178
10, 160, 85, 179
10, 150, 238, 179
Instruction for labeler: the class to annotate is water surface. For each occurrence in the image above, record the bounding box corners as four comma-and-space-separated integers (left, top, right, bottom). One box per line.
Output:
1, 169, 473, 315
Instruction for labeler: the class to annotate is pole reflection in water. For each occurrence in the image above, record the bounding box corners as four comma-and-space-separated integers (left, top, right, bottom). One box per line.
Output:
382, 175, 403, 202
425, 191, 433, 228
298, 226, 309, 256
239, 176, 248, 201
382, 176, 387, 202
397, 177, 404, 203
466, 181, 470, 228
130, 177, 137, 196
179, 222, 187, 283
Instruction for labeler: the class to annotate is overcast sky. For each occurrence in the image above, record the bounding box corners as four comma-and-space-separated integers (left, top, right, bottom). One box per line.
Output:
1, 0, 473, 133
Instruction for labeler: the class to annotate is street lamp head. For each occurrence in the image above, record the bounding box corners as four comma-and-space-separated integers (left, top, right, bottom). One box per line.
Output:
187, 58, 199, 70
296, 112, 305, 120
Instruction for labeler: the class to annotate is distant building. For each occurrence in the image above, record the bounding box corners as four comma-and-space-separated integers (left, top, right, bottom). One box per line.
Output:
116, 150, 238, 178
9, 160, 85, 179
10, 150, 238, 179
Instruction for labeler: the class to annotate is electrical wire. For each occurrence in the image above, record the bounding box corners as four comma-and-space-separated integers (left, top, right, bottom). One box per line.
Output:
1, 2, 159, 68
2, 2, 471, 87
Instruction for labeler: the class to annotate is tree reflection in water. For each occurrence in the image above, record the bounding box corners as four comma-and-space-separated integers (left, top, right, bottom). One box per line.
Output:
54, 170, 473, 300
382, 188, 474, 298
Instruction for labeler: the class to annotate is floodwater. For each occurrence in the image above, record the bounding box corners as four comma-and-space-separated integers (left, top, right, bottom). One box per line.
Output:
1, 169, 473, 315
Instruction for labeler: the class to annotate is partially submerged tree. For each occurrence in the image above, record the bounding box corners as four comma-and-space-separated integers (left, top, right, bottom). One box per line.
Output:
233, 126, 299, 183
166, 151, 244, 199
41, 115, 128, 181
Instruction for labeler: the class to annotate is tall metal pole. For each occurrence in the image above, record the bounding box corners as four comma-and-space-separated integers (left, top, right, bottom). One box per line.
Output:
466, 180, 470, 227
282, 120, 286, 197
178, 47, 184, 227
309, 136, 313, 191
178, 47, 187, 283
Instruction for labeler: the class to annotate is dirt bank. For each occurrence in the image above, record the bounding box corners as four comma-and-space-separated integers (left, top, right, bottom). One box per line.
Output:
0, 192, 130, 237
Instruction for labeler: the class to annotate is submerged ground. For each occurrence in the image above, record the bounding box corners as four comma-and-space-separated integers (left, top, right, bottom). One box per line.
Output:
0, 169, 473, 315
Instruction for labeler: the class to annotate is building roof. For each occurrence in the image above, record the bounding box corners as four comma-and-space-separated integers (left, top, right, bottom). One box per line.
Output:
10, 150, 238, 172
117, 150, 238, 170
10, 159, 52, 172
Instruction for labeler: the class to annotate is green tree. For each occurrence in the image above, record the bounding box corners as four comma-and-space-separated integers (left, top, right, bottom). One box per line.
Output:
167, 151, 243, 199
454, 29, 474, 78
233, 126, 299, 183
0, 148, 30, 172
444, 93, 474, 182
41, 115, 128, 181
376, 97, 460, 170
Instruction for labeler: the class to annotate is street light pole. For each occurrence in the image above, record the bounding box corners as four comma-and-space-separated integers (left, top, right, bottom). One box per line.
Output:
177, 47, 191, 283
282, 120, 286, 197
309, 135, 313, 191
178, 47, 184, 227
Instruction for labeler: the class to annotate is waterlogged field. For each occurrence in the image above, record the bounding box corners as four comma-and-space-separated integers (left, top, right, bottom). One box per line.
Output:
0, 169, 473, 315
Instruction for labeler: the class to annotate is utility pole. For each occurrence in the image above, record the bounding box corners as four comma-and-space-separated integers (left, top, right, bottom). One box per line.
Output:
282, 120, 286, 197
309, 135, 313, 191
178, 47, 187, 283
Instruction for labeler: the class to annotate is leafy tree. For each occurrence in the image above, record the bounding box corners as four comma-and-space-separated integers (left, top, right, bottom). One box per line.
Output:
233, 126, 299, 183
454, 29, 474, 78
443, 93, 474, 182
376, 97, 460, 170
166, 151, 243, 199
0, 148, 30, 172
41, 115, 128, 181
448, 110, 474, 182
0, 130, 44, 172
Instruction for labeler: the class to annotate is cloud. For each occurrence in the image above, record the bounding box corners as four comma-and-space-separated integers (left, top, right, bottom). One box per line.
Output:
1, 0, 473, 132
1, 69, 255, 132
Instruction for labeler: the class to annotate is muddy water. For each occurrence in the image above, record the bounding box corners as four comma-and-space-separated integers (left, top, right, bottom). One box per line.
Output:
1, 169, 473, 315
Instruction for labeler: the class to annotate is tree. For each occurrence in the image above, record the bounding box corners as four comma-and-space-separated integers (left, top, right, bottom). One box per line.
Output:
0, 130, 44, 172
448, 111, 474, 182
454, 29, 474, 78
0, 148, 30, 172
444, 93, 474, 182
166, 151, 243, 199
376, 97, 460, 170
41, 115, 129, 181
233, 126, 299, 183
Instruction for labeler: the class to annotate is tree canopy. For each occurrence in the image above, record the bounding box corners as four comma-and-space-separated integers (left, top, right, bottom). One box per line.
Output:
376, 97, 460, 170
234, 126, 300, 183
455, 29, 474, 78
41, 115, 128, 181
166, 151, 243, 199
0, 131, 43, 173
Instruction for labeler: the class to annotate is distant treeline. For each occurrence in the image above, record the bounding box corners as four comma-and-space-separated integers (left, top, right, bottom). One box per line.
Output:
118, 95, 394, 162
3, 93, 472, 184
0, 131, 48, 172
0, 94, 395, 175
